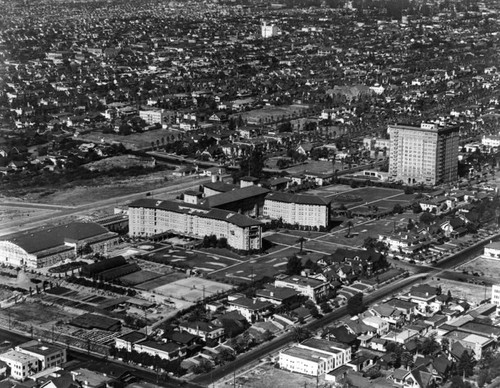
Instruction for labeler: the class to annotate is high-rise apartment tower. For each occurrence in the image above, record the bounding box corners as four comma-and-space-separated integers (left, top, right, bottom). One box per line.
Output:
388, 122, 459, 185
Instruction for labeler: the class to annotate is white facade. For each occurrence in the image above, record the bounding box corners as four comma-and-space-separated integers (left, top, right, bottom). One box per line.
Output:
128, 199, 262, 251
484, 242, 500, 260
16, 342, 66, 370
261, 22, 279, 38
482, 135, 500, 148
264, 193, 330, 228
492, 285, 500, 315
388, 123, 459, 185
139, 109, 165, 125
279, 347, 330, 376
279, 339, 351, 377
0, 350, 39, 380
274, 275, 329, 302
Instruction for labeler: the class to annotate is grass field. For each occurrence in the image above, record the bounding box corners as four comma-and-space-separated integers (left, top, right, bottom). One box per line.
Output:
152, 278, 233, 302
118, 270, 162, 286
328, 187, 414, 208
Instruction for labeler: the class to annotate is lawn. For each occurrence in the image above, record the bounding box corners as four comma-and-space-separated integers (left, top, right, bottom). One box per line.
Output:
145, 247, 241, 273
118, 270, 163, 286
208, 247, 325, 285
329, 187, 408, 207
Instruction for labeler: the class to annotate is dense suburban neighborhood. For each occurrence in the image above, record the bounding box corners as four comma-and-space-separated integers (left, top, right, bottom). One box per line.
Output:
1, 0, 500, 387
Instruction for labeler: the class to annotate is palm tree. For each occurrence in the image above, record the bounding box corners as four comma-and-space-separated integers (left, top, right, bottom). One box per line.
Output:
297, 236, 307, 252
345, 220, 354, 238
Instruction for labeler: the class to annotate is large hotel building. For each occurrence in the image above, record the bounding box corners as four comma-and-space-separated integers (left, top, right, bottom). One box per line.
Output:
387, 122, 459, 185
128, 199, 262, 251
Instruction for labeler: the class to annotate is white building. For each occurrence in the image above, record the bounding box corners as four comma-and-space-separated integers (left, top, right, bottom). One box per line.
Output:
263, 192, 331, 228
388, 122, 459, 185
492, 285, 500, 315
279, 338, 351, 377
16, 341, 66, 370
0, 350, 39, 380
484, 242, 500, 260
128, 199, 262, 251
139, 109, 166, 125
0, 222, 119, 268
261, 22, 279, 38
274, 274, 329, 302
482, 134, 500, 148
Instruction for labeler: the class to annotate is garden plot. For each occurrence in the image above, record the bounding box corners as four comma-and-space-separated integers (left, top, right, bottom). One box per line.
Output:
152, 278, 233, 302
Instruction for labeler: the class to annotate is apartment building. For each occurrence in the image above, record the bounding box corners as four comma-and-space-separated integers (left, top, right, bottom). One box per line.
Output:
388, 122, 459, 185
128, 199, 262, 251
274, 274, 329, 302
139, 108, 166, 125
16, 341, 67, 370
263, 192, 331, 228
0, 350, 39, 380
279, 338, 351, 377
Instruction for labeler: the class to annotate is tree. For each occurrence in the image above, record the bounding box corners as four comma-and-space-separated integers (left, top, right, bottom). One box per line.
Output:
346, 293, 364, 316
419, 211, 435, 224
286, 255, 303, 275
345, 220, 354, 238
441, 337, 449, 352
239, 148, 266, 179
401, 351, 413, 368
457, 351, 475, 378
297, 236, 307, 252
192, 359, 213, 374
216, 237, 228, 249
292, 326, 311, 343
419, 333, 440, 355
77, 243, 92, 256
392, 203, 404, 214
412, 202, 422, 214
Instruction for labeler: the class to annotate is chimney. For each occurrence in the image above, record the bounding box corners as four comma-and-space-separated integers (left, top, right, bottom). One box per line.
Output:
211, 174, 217, 183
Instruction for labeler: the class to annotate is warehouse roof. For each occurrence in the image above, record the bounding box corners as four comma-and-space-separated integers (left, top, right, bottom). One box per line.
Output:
1, 222, 114, 255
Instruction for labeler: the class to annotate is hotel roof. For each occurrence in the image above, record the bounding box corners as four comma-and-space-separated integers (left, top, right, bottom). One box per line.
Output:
265, 192, 331, 206
129, 198, 262, 228
201, 185, 269, 208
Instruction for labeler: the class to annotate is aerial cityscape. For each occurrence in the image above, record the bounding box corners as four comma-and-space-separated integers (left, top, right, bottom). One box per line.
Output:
1, 0, 500, 387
